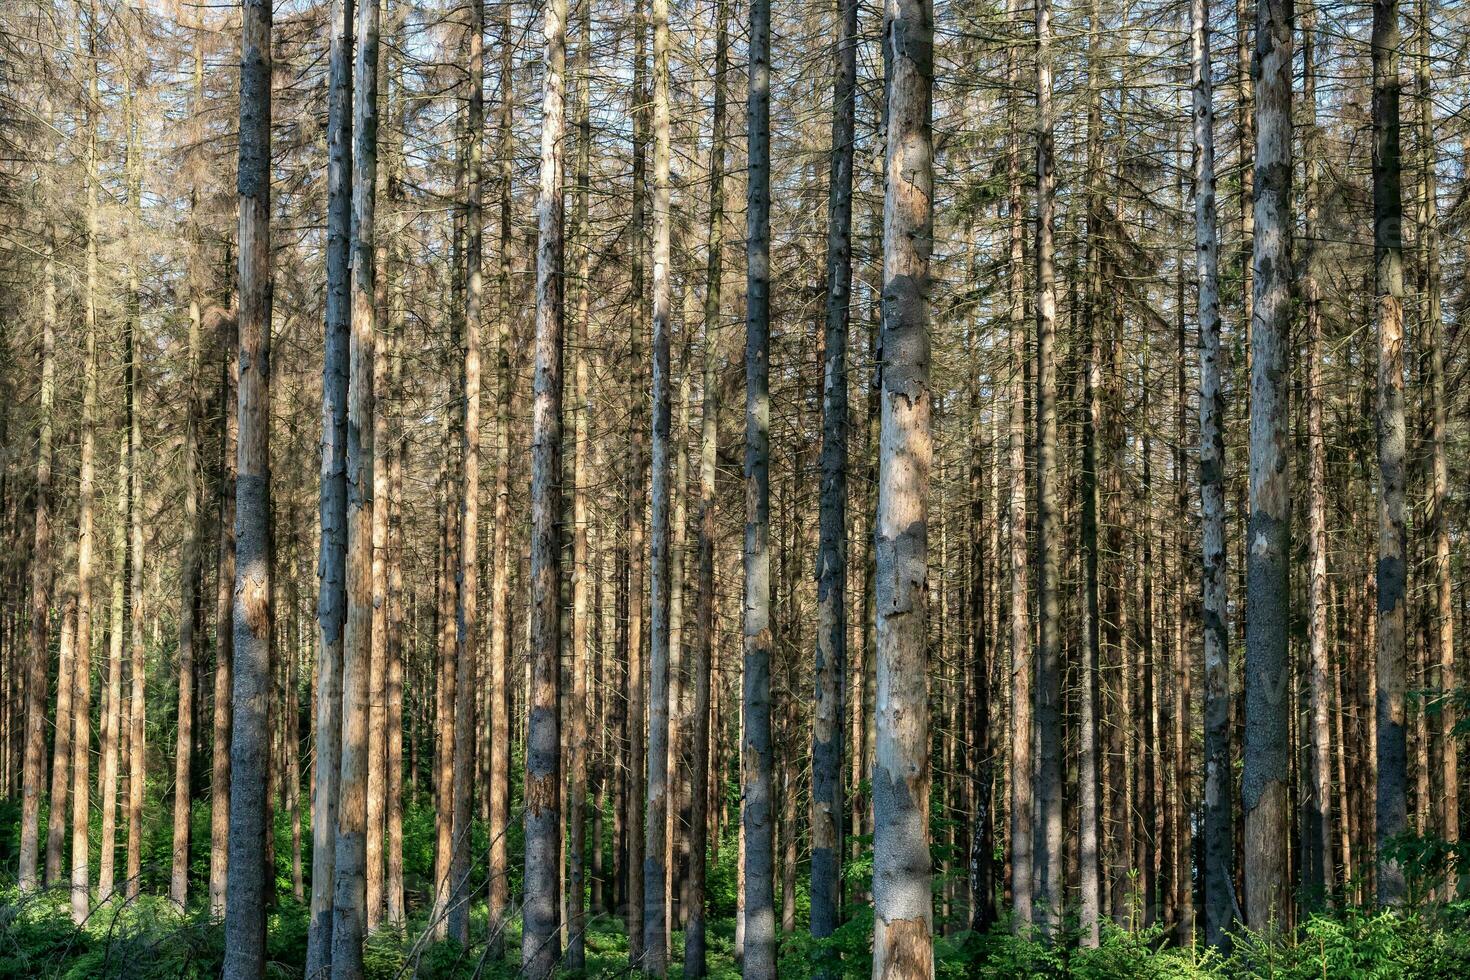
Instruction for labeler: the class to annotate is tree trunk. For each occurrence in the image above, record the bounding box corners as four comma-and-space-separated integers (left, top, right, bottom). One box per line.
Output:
72, 8, 100, 923
812, 0, 855, 958
1031, 0, 1064, 935
685, 6, 725, 970
1371, 0, 1408, 908
1301, 0, 1334, 907
642, 0, 673, 967
567, 0, 593, 966
486, 4, 516, 950
223, 0, 275, 972
308, 0, 353, 969
742, 0, 776, 973
446, 0, 484, 946
170, 35, 209, 907
871, 1, 934, 974
1415, 0, 1455, 861
1242, 0, 1292, 931
1005, 0, 1032, 927
522, 0, 567, 973
330, 0, 379, 970
210, 310, 240, 921
1191, 0, 1235, 948
17, 153, 56, 893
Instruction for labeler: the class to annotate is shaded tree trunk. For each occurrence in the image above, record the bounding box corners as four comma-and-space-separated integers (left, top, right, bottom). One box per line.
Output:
1242, 0, 1293, 931
522, 0, 567, 973
307, 0, 353, 969
223, 0, 275, 972
1372, 0, 1408, 908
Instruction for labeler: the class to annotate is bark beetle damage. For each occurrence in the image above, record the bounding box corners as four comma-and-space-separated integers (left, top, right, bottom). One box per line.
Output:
875, 916, 933, 979
525, 773, 556, 815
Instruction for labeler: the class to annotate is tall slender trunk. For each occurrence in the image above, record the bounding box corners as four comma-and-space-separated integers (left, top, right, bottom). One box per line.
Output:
209, 309, 240, 920
1078, 198, 1103, 946
17, 121, 56, 891
812, 0, 855, 956
566, 0, 593, 965
642, 0, 673, 968
71, 8, 100, 922
45, 553, 75, 886
99, 408, 130, 903
1372, 0, 1408, 908
871, 1, 934, 973
1192, 0, 1235, 948
446, 0, 485, 945
685, 7, 725, 970
1301, 0, 1333, 907
1031, 0, 1063, 934
1242, 0, 1292, 931
626, 11, 649, 961
223, 0, 275, 972
123, 83, 146, 902
1415, 0, 1455, 857
742, 0, 776, 973
384, 181, 407, 926
330, 0, 379, 970
365, 4, 394, 931
523, 0, 568, 973
170, 34, 209, 908
308, 0, 353, 969
486, 4, 516, 949
1005, 0, 1032, 927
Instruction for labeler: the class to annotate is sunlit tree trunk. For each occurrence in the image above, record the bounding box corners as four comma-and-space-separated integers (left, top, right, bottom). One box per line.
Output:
643, 0, 674, 967
871, 0, 934, 974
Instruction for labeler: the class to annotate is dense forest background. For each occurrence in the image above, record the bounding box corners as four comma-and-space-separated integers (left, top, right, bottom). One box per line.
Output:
3, 0, 1470, 976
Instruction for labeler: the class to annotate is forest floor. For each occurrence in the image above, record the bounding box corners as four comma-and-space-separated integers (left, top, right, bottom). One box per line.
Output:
5, 798, 1470, 978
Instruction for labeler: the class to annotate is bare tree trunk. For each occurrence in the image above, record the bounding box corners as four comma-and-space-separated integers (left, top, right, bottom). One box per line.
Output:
330, 0, 379, 970
1301, 0, 1333, 908
17, 145, 56, 893
45, 559, 76, 887
446, 0, 485, 946
486, 5, 516, 951
522, 0, 567, 973
99, 429, 129, 904
1415, 0, 1455, 859
1031, 0, 1063, 935
170, 35, 209, 907
871, 1, 935, 974
72, 9, 99, 923
566, 0, 593, 966
742, 0, 775, 973
365, 8, 393, 930
1078, 195, 1103, 946
1005, 0, 1032, 926
1242, 0, 1292, 931
384, 204, 407, 928
685, 7, 725, 970
811, 0, 855, 959
642, 0, 673, 967
209, 312, 239, 921
1191, 0, 1235, 949
223, 0, 275, 971
308, 0, 353, 968
1372, 0, 1408, 908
